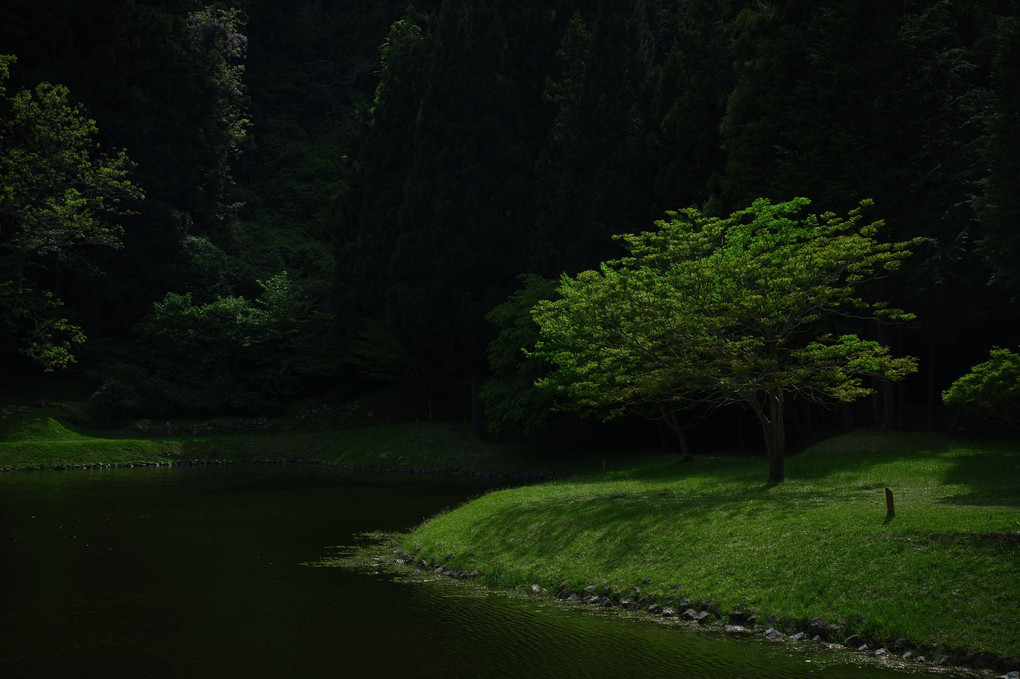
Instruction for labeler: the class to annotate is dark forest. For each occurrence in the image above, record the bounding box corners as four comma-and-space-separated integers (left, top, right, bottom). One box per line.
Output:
2, 0, 1018, 451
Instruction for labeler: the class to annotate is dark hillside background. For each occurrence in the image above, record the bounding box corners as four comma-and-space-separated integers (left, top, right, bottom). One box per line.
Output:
1, 0, 1017, 447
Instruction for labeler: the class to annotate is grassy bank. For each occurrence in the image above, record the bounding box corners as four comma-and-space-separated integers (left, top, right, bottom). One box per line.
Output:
3, 396, 1018, 667
396, 430, 1020, 665
0, 398, 659, 477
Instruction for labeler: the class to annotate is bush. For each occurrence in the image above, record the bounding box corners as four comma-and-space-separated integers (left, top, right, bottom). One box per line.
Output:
942, 347, 1020, 430
92, 272, 336, 417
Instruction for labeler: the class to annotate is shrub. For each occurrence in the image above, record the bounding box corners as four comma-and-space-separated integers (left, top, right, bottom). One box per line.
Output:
942, 347, 1020, 430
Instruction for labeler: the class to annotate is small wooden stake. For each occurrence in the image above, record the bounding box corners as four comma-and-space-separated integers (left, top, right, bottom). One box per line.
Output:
602, 459, 607, 474
885, 487, 895, 518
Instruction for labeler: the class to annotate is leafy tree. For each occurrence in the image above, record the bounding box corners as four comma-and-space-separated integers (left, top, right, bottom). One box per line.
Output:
532, 197, 919, 483
0, 55, 142, 370
531, 262, 704, 459
482, 274, 561, 435
93, 272, 328, 416
942, 347, 1020, 430
709, 1, 1006, 427
0, 3, 258, 341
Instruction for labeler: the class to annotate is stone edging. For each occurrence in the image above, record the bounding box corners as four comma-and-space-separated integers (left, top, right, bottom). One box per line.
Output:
388, 548, 1019, 678
0, 457, 557, 480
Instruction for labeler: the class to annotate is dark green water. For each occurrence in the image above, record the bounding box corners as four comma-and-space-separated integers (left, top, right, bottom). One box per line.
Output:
0, 465, 946, 678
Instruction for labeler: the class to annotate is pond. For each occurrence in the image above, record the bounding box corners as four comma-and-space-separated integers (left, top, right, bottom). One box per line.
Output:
0, 464, 952, 678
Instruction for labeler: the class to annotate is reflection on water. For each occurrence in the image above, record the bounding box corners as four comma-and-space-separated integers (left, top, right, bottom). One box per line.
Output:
0, 466, 943, 678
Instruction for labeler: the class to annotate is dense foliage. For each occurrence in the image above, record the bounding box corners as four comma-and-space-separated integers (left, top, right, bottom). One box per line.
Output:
942, 347, 1020, 430
532, 198, 919, 482
0, 55, 142, 370
1, 1, 1017, 453
92, 272, 330, 416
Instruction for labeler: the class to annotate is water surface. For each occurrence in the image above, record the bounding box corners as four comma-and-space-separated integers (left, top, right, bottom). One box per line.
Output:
0, 465, 947, 678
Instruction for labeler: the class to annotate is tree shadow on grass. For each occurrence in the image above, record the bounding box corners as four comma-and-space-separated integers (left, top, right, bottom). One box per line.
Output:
780, 430, 1019, 508
464, 481, 813, 568
463, 432, 1020, 568
782, 429, 956, 481
461, 492, 717, 574
937, 444, 1020, 507
608, 430, 964, 488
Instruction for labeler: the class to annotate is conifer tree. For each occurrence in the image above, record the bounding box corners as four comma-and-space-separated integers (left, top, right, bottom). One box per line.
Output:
650, 0, 738, 213
978, 10, 1020, 298
380, 0, 542, 421
336, 15, 435, 343
530, 0, 656, 277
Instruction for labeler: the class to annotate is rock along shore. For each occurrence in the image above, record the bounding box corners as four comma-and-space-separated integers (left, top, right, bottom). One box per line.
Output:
383, 546, 1019, 679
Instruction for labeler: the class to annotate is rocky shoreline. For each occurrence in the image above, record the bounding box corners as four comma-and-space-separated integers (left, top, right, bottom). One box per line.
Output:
5, 406, 1015, 676
0, 456, 557, 481
387, 547, 1019, 679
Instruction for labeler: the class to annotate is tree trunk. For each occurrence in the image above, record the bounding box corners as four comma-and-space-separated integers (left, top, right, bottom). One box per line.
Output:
769, 390, 786, 483
660, 407, 692, 462
675, 426, 692, 462
767, 444, 784, 484
748, 391, 786, 483
896, 327, 907, 429
423, 387, 434, 422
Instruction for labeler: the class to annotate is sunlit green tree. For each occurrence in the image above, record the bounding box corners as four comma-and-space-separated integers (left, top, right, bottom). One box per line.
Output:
532, 197, 919, 483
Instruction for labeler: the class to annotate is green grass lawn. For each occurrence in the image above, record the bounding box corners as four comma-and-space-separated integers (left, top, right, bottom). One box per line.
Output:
2, 397, 1017, 665
398, 430, 1020, 661
0, 411, 181, 468
0, 399, 665, 476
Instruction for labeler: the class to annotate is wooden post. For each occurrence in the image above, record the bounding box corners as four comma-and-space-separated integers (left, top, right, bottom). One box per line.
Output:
602, 459, 607, 475
885, 487, 895, 518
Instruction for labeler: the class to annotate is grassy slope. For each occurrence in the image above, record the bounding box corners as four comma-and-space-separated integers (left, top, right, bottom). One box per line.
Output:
0, 412, 180, 468
0, 400, 660, 476
399, 430, 1020, 660
2, 398, 1017, 661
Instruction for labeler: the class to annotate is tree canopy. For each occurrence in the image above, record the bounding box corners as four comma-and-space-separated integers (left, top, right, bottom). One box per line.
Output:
93, 271, 329, 417
0, 54, 142, 370
532, 197, 920, 482
0, 0, 1017, 450
942, 347, 1020, 430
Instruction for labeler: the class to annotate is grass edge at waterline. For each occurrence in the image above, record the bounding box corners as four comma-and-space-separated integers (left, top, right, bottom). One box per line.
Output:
386, 430, 1019, 670
0, 402, 592, 476
2, 402, 1018, 672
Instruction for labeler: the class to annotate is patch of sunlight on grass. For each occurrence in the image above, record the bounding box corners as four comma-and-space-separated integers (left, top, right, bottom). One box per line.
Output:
401, 429, 1020, 658
2, 416, 90, 442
